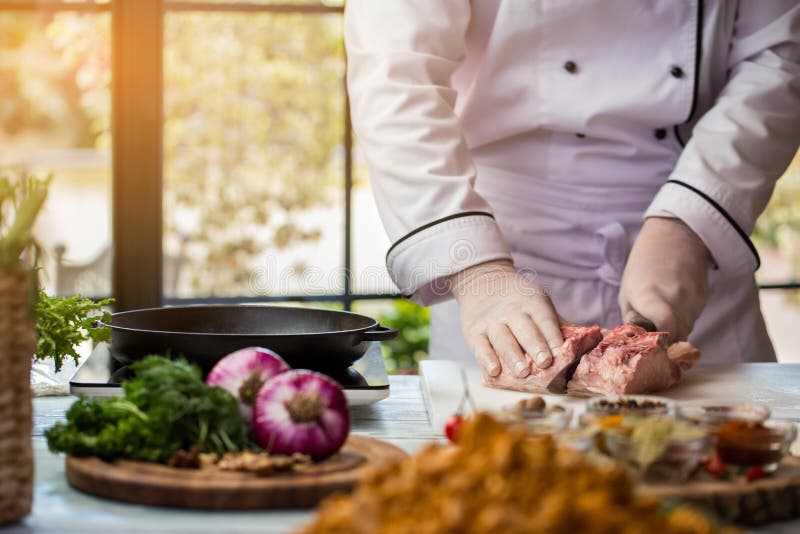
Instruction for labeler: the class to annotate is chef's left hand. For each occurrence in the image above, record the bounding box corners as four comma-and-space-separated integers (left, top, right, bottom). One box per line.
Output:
618, 217, 711, 342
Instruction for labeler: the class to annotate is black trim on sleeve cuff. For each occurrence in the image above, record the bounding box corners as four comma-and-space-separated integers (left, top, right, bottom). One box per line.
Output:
666, 179, 761, 269
385, 211, 495, 260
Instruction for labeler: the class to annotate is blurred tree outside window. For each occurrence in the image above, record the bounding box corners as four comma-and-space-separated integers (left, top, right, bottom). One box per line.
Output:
355, 299, 430, 375
162, 11, 346, 297
753, 152, 800, 362
0, 11, 112, 296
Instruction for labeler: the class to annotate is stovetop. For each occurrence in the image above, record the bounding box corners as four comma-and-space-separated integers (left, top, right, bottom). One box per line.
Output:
70, 342, 390, 406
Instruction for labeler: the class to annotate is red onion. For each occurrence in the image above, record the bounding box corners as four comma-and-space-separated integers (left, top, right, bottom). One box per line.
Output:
205, 347, 290, 422
252, 370, 350, 461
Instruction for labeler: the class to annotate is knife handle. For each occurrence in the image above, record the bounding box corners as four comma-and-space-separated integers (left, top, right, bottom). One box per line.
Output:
628, 313, 657, 332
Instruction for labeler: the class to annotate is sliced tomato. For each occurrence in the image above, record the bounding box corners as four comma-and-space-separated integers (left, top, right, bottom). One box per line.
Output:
705, 454, 726, 477
745, 466, 767, 482
444, 414, 464, 443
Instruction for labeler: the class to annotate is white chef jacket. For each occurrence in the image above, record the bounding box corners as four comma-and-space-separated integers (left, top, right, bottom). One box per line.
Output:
345, 1, 800, 363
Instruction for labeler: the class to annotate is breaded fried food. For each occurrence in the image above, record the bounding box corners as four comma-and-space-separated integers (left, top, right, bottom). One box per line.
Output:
300, 413, 733, 534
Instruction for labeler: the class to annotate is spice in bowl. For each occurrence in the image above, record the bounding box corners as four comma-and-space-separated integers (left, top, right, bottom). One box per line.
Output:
582, 396, 675, 427
677, 404, 770, 430
714, 419, 796, 470
593, 415, 709, 481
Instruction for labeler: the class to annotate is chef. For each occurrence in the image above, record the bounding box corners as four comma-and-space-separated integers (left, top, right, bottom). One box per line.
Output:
344, 1, 800, 379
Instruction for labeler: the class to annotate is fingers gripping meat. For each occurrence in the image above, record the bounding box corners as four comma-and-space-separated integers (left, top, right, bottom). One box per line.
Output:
484, 325, 602, 393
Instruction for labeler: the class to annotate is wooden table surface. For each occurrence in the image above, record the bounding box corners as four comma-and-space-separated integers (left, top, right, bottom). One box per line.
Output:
11, 374, 800, 534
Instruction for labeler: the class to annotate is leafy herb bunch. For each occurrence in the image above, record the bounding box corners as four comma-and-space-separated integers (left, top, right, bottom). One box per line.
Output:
34, 290, 113, 372
45, 356, 255, 462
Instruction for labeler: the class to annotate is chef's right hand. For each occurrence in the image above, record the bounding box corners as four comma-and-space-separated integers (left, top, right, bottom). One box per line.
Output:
449, 260, 564, 378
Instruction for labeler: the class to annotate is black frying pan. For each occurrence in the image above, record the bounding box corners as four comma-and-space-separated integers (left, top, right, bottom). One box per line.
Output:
99, 305, 398, 373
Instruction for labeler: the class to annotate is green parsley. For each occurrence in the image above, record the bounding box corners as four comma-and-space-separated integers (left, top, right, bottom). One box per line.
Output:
45, 356, 256, 462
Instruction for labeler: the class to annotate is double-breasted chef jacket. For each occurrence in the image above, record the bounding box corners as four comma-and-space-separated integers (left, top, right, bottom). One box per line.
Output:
345, 1, 800, 364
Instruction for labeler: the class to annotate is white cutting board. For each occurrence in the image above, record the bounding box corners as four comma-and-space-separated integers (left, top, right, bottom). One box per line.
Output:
420, 360, 800, 436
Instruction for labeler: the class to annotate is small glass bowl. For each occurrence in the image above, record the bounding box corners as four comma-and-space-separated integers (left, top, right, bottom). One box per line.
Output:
677, 403, 770, 430
498, 404, 573, 436
582, 395, 675, 426
556, 427, 595, 453
714, 418, 797, 472
603, 420, 709, 481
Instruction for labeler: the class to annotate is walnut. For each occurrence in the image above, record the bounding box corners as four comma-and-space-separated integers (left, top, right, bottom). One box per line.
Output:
515, 395, 546, 413
197, 453, 219, 469
216, 451, 311, 476
167, 446, 201, 469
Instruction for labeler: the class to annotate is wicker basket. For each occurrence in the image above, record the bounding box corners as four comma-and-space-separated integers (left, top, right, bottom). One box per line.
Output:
0, 268, 35, 525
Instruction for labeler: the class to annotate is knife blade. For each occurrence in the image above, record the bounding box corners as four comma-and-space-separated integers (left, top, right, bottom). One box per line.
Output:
545, 356, 583, 394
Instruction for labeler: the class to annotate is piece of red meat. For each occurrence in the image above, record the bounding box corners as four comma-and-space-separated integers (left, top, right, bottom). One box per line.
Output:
484, 325, 603, 393
567, 324, 699, 396
667, 341, 702, 376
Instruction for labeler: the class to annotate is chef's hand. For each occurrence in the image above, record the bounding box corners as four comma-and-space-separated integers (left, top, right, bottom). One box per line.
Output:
449, 260, 564, 378
619, 217, 711, 342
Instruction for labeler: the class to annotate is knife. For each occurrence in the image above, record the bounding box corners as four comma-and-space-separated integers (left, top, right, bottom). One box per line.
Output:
628, 313, 657, 332
545, 355, 583, 394
546, 313, 658, 394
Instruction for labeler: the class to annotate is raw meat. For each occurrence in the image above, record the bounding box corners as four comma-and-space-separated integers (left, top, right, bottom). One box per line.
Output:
484, 325, 603, 393
567, 324, 699, 396
667, 341, 702, 374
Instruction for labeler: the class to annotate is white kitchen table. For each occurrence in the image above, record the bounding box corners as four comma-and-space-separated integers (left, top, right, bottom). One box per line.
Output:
420, 361, 800, 434
9, 371, 800, 534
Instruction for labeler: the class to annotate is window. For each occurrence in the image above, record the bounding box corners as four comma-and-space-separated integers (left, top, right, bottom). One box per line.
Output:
4, 0, 399, 311
754, 151, 800, 362
1, 0, 112, 296
3, 1, 799, 363
162, 7, 347, 299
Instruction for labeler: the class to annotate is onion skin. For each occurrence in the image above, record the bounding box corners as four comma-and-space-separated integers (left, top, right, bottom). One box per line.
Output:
206, 347, 290, 422
252, 370, 350, 461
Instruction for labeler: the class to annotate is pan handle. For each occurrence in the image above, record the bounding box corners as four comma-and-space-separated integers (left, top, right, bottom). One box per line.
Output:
356, 324, 399, 342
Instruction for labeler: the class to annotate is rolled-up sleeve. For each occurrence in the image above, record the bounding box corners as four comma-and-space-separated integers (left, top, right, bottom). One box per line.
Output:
344, 0, 512, 304
646, 1, 800, 276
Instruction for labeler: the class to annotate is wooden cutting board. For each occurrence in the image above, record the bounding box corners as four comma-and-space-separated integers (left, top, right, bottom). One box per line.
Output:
65, 435, 406, 510
640, 456, 800, 526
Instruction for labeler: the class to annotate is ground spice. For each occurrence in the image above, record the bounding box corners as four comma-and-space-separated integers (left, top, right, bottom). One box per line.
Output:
716, 421, 784, 466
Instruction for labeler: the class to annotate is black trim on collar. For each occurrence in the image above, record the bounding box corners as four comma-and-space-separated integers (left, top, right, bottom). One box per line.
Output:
673, 0, 703, 146
674, 125, 686, 148
686, 0, 704, 123
666, 179, 761, 269
385, 211, 495, 260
